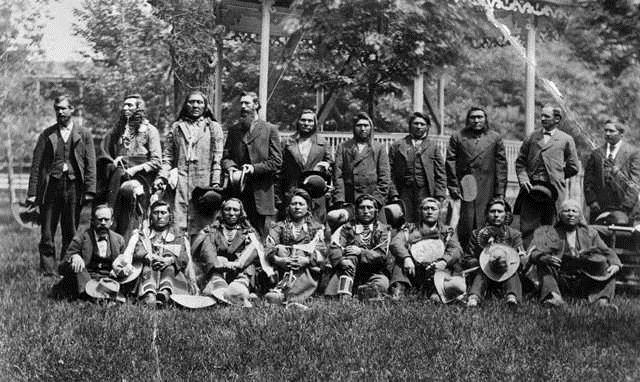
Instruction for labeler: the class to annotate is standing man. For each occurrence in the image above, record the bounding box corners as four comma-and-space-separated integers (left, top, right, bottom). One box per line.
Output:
515, 105, 580, 246
279, 109, 333, 221
156, 90, 224, 237
583, 120, 640, 222
389, 112, 447, 223
222, 91, 283, 237
27, 95, 96, 275
334, 112, 391, 208
446, 107, 507, 248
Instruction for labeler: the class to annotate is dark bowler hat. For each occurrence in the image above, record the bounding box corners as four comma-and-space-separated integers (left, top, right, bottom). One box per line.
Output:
327, 202, 354, 231
192, 186, 223, 215
529, 181, 558, 203
562, 251, 617, 281
594, 210, 629, 226
300, 170, 328, 198
382, 199, 406, 229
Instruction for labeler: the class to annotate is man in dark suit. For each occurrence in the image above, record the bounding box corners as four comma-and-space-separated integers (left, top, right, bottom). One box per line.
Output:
584, 120, 640, 222
333, 112, 391, 208
26, 95, 97, 275
515, 105, 580, 246
56, 205, 126, 299
389, 112, 447, 223
279, 109, 333, 221
222, 91, 283, 237
446, 107, 508, 248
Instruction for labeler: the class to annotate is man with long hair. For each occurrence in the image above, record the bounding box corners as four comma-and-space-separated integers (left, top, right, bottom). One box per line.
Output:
156, 90, 225, 237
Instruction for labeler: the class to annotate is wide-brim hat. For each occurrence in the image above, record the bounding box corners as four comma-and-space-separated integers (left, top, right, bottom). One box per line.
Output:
212, 281, 253, 308
563, 252, 617, 281
434, 270, 466, 304
192, 186, 223, 214
479, 243, 520, 282
327, 203, 354, 231
460, 174, 478, 202
85, 278, 126, 303
410, 239, 445, 265
594, 210, 629, 226
382, 200, 406, 229
170, 294, 217, 309
13, 202, 40, 228
514, 181, 558, 214
227, 169, 247, 195
300, 171, 328, 198
111, 258, 143, 284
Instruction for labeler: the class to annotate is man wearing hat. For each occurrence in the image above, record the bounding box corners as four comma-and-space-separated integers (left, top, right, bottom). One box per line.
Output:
324, 194, 392, 300
465, 198, 524, 307
279, 109, 333, 222
389, 112, 447, 223
27, 95, 97, 275
222, 91, 282, 238
55, 204, 126, 300
515, 105, 580, 247
446, 107, 508, 249
333, 112, 391, 208
529, 200, 621, 309
388, 197, 462, 301
584, 119, 640, 223
155, 91, 225, 237
129, 200, 191, 306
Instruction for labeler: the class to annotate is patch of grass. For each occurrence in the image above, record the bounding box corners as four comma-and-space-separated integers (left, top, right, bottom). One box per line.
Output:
1, 201, 640, 381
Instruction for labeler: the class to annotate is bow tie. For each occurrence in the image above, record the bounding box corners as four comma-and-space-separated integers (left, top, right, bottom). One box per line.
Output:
96, 235, 108, 242
543, 131, 552, 136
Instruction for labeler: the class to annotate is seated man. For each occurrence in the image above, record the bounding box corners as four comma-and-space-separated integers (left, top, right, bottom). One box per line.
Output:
324, 194, 392, 301
265, 189, 327, 304
130, 200, 190, 306
530, 199, 621, 309
56, 204, 126, 300
193, 198, 271, 307
389, 197, 462, 301
465, 198, 524, 307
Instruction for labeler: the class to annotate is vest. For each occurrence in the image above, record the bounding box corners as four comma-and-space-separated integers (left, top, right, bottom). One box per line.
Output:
87, 236, 112, 272
403, 144, 427, 188
50, 129, 76, 180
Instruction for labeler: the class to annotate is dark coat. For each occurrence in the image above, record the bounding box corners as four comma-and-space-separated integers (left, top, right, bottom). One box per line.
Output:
222, 120, 283, 215
584, 141, 640, 212
446, 128, 507, 242
28, 123, 97, 204
389, 135, 447, 200
334, 139, 391, 206
279, 133, 333, 197
515, 128, 580, 207
60, 228, 126, 272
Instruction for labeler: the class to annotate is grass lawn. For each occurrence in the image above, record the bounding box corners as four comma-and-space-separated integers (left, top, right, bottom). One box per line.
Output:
1, 201, 640, 381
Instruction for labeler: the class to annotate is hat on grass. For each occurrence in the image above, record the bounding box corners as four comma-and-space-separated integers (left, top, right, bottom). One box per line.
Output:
170, 294, 217, 309
85, 278, 126, 303
434, 270, 466, 304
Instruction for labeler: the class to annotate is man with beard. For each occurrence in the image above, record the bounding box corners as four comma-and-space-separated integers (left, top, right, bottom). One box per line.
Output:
530, 200, 620, 309
131, 200, 190, 307
55, 205, 126, 299
279, 109, 333, 221
389, 112, 447, 223
515, 105, 580, 246
324, 194, 392, 301
584, 119, 640, 222
156, 91, 225, 237
222, 91, 283, 237
99, 94, 161, 206
27, 95, 97, 275
446, 107, 507, 249
389, 197, 462, 301
334, 112, 391, 208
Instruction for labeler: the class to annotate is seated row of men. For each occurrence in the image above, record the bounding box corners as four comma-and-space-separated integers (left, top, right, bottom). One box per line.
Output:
55, 190, 621, 310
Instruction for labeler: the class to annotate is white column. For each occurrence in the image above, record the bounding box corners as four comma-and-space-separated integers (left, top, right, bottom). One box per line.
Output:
258, 0, 273, 121
214, 38, 223, 122
412, 71, 424, 113
438, 74, 446, 135
525, 15, 536, 136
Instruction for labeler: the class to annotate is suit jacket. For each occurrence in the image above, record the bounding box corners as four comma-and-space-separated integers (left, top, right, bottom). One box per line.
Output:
446, 128, 507, 226
222, 120, 283, 215
279, 133, 333, 198
389, 135, 447, 200
60, 228, 126, 272
515, 128, 580, 204
584, 141, 640, 211
334, 139, 391, 206
28, 122, 97, 204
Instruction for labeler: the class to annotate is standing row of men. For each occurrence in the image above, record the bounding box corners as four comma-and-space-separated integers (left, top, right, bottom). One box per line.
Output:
27, 94, 639, 291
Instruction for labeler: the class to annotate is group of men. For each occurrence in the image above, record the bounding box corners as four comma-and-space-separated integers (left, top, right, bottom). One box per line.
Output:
26, 92, 636, 309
